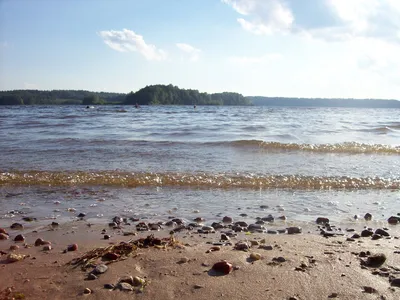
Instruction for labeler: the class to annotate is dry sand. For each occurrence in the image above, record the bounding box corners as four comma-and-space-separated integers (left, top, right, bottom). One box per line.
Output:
1, 221, 400, 300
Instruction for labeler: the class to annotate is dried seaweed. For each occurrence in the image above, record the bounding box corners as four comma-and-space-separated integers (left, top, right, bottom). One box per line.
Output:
67, 234, 182, 270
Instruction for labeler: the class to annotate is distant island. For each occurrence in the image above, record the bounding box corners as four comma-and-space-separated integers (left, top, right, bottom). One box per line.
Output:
1, 84, 400, 108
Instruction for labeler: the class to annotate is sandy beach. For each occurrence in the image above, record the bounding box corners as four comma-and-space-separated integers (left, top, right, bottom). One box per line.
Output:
1, 218, 400, 300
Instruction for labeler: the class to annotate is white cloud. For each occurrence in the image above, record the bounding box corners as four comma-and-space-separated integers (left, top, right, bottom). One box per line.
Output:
98, 29, 167, 61
176, 43, 201, 61
228, 53, 283, 65
222, 0, 293, 34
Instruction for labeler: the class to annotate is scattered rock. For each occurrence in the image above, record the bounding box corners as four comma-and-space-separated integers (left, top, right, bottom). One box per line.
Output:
93, 264, 108, 274
388, 216, 400, 225
77, 213, 86, 218
14, 234, 25, 242
364, 213, 372, 221
261, 215, 274, 222
104, 284, 115, 290
361, 229, 373, 237
193, 284, 204, 289
375, 229, 390, 237
212, 261, 233, 275
67, 244, 78, 251
391, 278, 400, 287
364, 253, 386, 267
132, 276, 145, 287
259, 245, 273, 250
316, 217, 329, 224
371, 234, 382, 240
87, 273, 97, 280
35, 238, 44, 246
0, 233, 9, 240
363, 286, 377, 293
328, 292, 338, 298
235, 241, 250, 251
7, 253, 25, 263
220, 233, 230, 241
103, 234, 110, 240
43, 245, 52, 251
118, 282, 133, 291
272, 257, 286, 263
102, 252, 119, 261
83, 288, 92, 294
9, 245, 19, 251
10, 223, 23, 230
179, 257, 189, 264
287, 227, 302, 234
249, 253, 261, 261
222, 216, 233, 223
22, 217, 36, 222
51, 222, 59, 227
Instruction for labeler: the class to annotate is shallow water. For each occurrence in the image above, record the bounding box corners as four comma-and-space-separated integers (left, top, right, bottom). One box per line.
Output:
0, 105, 399, 228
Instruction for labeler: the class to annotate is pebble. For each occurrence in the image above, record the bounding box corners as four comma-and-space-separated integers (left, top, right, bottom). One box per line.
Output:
316, 217, 329, 225
361, 230, 373, 237
14, 234, 25, 242
220, 234, 230, 241
9, 245, 19, 251
10, 223, 23, 230
179, 257, 189, 263
104, 284, 115, 290
272, 257, 286, 263
0, 233, 9, 240
212, 261, 233, 275
365, 253, 386, 267
67, 244, 78, 251
364, 213, 372, 221
235, 242, 250, 251
118, 282, 133, 291
103, 234, 110, 240
250, 253, 262, 261
261, 215, 274, 222
103, 252, 119, 260
132, 276, 145, 287
287, 227, 302, 234
83, 288, 92, 294
363, 286, 377, 293
35, 238, 44, 246
388, 216, 400, 225
391, 278, 400, 287
7, 253, 25, 263
222, 216, 233, 223
94, 264, 108, 274
43, 245, 52, 251
193, 284, 204, 289
375, 229, 390, 236
77, 213, 86, 218
87, 273, 97, 280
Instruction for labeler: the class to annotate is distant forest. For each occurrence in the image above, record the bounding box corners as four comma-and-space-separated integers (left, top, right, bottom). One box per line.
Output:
1, 85, 400, 108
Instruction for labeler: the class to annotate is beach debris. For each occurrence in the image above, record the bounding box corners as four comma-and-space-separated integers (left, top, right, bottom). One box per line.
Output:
7, 253, 25, 263
10, 223, 23, 230
14, 234, 25, 242
67, 244, 78, 252
364, 213, 372, 221
287, 227, 302, 234
212, 261, 233, 275
68, 234, 182, 270
83, 288, 92, 294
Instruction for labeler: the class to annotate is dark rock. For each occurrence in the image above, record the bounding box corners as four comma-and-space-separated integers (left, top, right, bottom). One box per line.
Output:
248, 224, 265, 232
77, 213, 86, 218
194, 217, 205, 223
222, 216, 233, 224
22, 217, 36, 222
388, 216, 400, 225
361, 229, 373, 237
346, 228, 355, 232
14, 234, 25, 242
103, 252, 119, 261
0, 233, 9, 240
363, 286, 377, 293
235, 242, 250, 251
103, 234, 110, 240
67, 244, 78, 251
261, 215, 274, 222
112, 216, 123, 224
51, 222, 59, 227
287, 227, 302, 234
371, 234, 382, 240
234, 221, 248, 227
375, 229, 390, 236
211, 222, 224, 229
364, 213, 372, 221
259, 245, 273, 250
212, 261, 233, 275
351, 233, 361, 239
104, 284, 115, 290
272, 256, 286, 263
255, 220, 265, 225
87, 273, 97, 280
83, 288, 92, 294
364, 253, 386, 267
260, 205, 268, 209
239, 213, 248, 217
220, 234, 230, 241
316, 217, 329, 225
172, 218, 184, 225
391, 278, 400, 287
10, 223, 23, 230
267, 230, 278, 234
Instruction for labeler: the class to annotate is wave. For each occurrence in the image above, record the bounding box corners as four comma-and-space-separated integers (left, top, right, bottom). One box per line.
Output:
216, 140, 400, 154
1, 171, 399, 190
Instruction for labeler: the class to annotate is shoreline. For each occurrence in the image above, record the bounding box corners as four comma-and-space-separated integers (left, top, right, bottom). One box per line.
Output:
1, 218, 400, 299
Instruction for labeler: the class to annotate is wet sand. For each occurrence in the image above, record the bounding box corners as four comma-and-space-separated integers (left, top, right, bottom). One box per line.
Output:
1, 221, 400, 300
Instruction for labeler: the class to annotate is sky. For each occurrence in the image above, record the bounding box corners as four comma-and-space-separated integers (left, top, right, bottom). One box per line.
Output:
1, 0, 400, 99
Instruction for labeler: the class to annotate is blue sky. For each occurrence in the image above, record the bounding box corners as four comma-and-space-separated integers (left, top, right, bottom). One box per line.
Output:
1, 0, 400, 99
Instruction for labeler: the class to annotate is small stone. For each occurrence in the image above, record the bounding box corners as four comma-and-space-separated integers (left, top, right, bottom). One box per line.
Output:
328, 292, 338, 298
371, 234, 382, 240
119, 276, 134, 285
212, 261, 233, 275
278, 215, 287, 220
363, 286, 377, 293
261, 215, 274, 222
118, 282, 133, 291
7, 253, 25, 263
94, 264, 108, 274
193, 284, 204, 289
14, 234, 25, 242
77, 213, 86, 218
352, 233, 361, 238
388, 216, 400, 225
103, 234, 110, 240
235, 242, 250, 251
194, 217, 205, 223
364, 213, 372, 221
250, 240, 259, 246
250, 253, 262, 261
104, 284, 115, 290
132, 276, 145, 287
316, 217, 329, 224
391, 278, 400, 287
361, 229, 373, 237
220, 234, 230, 241
43, 245, 52, 251
0, 233, 9, 240
375, 229, 390, 237
51, 222, 59, 227
67, 244, 78, 251
87, 273, 97, 280
179, 257, 189, 263
287, 227, 302, 234
259, 245, 273, 250
10, 223, 23, 230
222, 216, 233, 224
9, 245, 19, 251
272, 257, 286, 263
365, 253, 386, 267
260, 205, 268, 209
35, 238, 44, 246
83, 288, 92, 294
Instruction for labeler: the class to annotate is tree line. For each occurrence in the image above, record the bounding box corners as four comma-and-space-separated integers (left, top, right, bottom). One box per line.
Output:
0, 85, 251, 106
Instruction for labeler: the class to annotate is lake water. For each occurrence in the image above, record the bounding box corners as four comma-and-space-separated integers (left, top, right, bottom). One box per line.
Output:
1, 105, 399, 230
